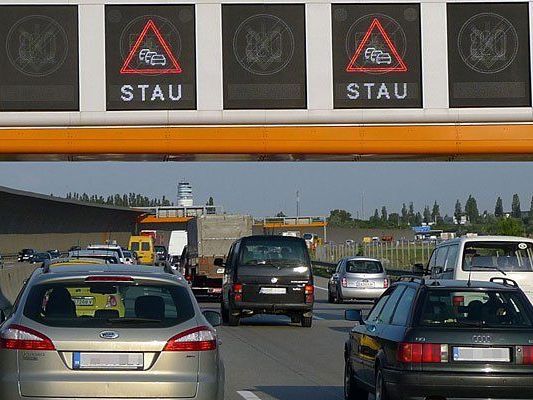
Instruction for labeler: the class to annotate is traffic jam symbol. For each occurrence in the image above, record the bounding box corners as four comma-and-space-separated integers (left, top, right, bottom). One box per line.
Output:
120, 19, 182, 75
346, 18, 407, 73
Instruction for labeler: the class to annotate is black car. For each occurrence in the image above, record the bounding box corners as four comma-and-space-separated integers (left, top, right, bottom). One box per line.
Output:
18, 248, 35, 262
154, 245, 168, 264
28, 252, 52, 264
344, 277, 533, 400
220, 235, 314, 328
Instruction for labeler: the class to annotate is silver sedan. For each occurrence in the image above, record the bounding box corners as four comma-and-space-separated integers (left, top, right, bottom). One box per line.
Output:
328, 257, 388, 303
0, 262, 224, 400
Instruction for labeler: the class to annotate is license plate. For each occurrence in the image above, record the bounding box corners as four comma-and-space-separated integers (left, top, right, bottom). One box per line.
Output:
73, 352, 144, 370
260, 287, 287, 295
355, 280, 375, 288
452, 347, 510, 362
72, 297, 94, 306
209, 288, 222, 294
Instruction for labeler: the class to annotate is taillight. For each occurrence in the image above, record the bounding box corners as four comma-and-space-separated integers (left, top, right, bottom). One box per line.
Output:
341, 278, 348, 288
163, 326, 216, 351
232, 283, 243, 302
383, 278, 389, 288
453, 296, 464, 306
0, 324, 55, 351
106, 295, 118, 308
398, 343, 448, 363
518, 346, 533, 364
305, 284, 314, 303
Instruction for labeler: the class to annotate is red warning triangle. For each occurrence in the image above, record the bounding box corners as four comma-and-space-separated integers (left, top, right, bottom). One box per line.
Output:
120, 19, 182, 75
346, 18, 407, 73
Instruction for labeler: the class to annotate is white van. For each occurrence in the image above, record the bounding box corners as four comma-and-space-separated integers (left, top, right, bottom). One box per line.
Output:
429, 236, 533, 302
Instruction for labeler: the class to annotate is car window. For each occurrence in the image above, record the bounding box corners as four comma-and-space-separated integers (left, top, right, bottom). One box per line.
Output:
335, 261, 343, 273
377, 286, 405, 324
366, 291, 392, 324
418, 289, 533, 327
391, 287, 417, 326
239, 237, 309, 266
346, 260, 383, 274
444, 245, 459, 271
141, 242, 151, 251
428, 249, 438, 269
435, 247, 448, 268
24, 281, 195, 328
130, 242, 140, 252
462, 241, 533, 272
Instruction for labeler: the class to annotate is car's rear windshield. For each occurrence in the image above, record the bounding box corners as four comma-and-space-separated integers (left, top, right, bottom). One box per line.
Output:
239, 237, 309, 267
24, 281, 195, 328
417, 289, 533, 328
346, 260, 383, 274
141, 242, 151, 251
462, 241, 533, 272
130, 242, 140, 251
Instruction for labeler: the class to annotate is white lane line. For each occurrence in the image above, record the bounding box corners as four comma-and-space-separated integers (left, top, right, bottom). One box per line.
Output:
314, 315, 324, 320
314, 285, 328, 291
237, 390, 263, 400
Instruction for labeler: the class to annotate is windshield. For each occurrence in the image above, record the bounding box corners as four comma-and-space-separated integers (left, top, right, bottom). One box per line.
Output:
24, 282, 195, 328
346, 260, 383, 274
130, 242, 140, 252
239, 237, 309, 267
462, 241, 533, 272
418, 289, 532, 328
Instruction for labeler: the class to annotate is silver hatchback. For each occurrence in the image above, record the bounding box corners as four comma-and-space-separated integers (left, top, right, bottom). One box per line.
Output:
0, 262, 224, 400
328, 257, 388, 303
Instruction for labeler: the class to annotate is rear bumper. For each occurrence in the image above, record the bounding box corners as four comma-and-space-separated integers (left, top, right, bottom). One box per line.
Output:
340, 287, 385, 300
233, 301, 313, 314
384, 368, 533, 400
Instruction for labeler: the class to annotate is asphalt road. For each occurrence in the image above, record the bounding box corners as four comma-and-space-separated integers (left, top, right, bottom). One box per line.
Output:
200, 276, 375, 400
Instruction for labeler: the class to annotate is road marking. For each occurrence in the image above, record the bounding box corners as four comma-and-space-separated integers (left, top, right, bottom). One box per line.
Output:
314, 315, 324, 320
314, 285, 328, 291
237, 391, 263, 400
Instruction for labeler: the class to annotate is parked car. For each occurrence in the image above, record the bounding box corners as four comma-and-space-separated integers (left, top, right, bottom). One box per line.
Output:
0, 262, 224, 400
328, 257, 388, 303
29, 252, 52, 264
428, 236, 533, 303
220, 235, 314, 327
17, 248, 35, 262
344, 276, 533, 400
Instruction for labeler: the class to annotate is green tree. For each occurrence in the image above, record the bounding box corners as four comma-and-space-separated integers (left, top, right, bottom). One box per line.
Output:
512, 194, 521, 218
328, 209, 353, 227
401, 203, 408, 223
388, 212, 400, 226
529, 196, 533, 220
381, 206, 388, 222
495, 197, 504, 218
371, 208, 380, 222
431, 201, 440, 223
414, 212, 423, 225
487, 218, 525, 236
465, 195, 479, 223
454, 199, 462, 220
206, 197, 214, 206
423, 205, 431, 224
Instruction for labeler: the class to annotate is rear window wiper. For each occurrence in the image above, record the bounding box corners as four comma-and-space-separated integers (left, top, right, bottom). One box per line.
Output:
468, 265, 507, 276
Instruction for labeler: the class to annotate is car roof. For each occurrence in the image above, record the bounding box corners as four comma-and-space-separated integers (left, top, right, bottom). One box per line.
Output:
437, 236, 533, 246
396, 278, 521, 290
343, 256, 381, 263
32, 263, 185, 285
241, 235, 306, 242
69, 249, 119, 256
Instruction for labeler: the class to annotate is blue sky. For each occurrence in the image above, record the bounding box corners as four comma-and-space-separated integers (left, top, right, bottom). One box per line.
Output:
1, 162, 532, 218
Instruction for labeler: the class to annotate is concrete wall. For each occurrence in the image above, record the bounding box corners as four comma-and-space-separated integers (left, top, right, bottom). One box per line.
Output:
0, 263, 37, 310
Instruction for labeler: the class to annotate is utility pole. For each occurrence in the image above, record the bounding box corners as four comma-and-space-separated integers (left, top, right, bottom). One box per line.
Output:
361, 192, 365, 220
296, 190, 300, 217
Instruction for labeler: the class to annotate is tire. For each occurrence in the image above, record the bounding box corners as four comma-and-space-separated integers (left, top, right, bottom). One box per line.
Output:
328, 289, 334, 303
301, 315, 313, 328
221, 302, 229, 324
227, 305, 240, 327
375, 368, 389, 400
291, 315, 302, 324
336, 288, 344, 304
344, 361, 367, 400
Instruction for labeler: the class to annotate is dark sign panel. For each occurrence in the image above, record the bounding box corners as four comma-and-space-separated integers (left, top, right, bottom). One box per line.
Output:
448, 3, 531, 108
222, 4, 307, 109
0, 6, 79, 111
106, 5, 196, 111
332, 4, 422, 109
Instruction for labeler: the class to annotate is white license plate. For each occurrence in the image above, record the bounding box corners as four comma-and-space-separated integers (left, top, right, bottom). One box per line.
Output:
354, 281, 375, 288
73, 352, 144, 370
209, 288, 222, 294
260, 287, 287, 295
72, 297, 94, 306
452, 347, 510, 362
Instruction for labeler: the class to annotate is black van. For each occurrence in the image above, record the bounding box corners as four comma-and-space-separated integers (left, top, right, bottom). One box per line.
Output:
219, 235, 314, 327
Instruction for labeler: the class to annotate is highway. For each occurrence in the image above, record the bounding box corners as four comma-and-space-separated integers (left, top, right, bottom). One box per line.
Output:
201, 276, 374, 400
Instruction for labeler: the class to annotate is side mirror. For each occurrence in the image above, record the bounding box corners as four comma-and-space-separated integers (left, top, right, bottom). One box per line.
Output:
345, 309, 364, 325
431, 266, 443, 278
214, 258, 224, 267
203, 310, 222, 327
412, 263, 425, 274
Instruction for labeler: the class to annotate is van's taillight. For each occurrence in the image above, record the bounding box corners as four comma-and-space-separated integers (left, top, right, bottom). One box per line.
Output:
383, 278, 389, 288
517, 346, 533, 364
305, 284, 314, 303
232, 283, 243, 302
163, 326, 216, 351
453, 296, 465, 306
0, 324, 55, 351
341, 278, 348, 288
398, 343, 448, 363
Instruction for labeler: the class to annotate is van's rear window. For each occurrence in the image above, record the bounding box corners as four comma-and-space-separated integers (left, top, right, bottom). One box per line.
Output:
239, 238, 309, 266
417, 289, 533, 328
24, 282, 195, 328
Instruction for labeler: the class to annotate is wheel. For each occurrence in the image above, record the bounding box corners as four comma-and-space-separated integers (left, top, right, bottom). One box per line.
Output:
344, 361, 367, 400
336, 288, 344, 304
328, 289, 335, 303
301, 314, 313, 328
291, 315, 302, 324
375, 368, 389, 400
227, 305, 240, 327
221, 302, 229, 324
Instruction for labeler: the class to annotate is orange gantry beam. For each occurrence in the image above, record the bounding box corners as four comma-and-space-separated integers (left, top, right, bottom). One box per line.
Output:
138, 216, 193, 224
0, 124, 532, 157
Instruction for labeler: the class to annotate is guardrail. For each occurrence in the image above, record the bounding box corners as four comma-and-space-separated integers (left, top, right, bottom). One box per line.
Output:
312, 261, 423, 280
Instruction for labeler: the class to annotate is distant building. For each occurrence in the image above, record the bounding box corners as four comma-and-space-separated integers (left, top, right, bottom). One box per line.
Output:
177, 181, 193, 207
